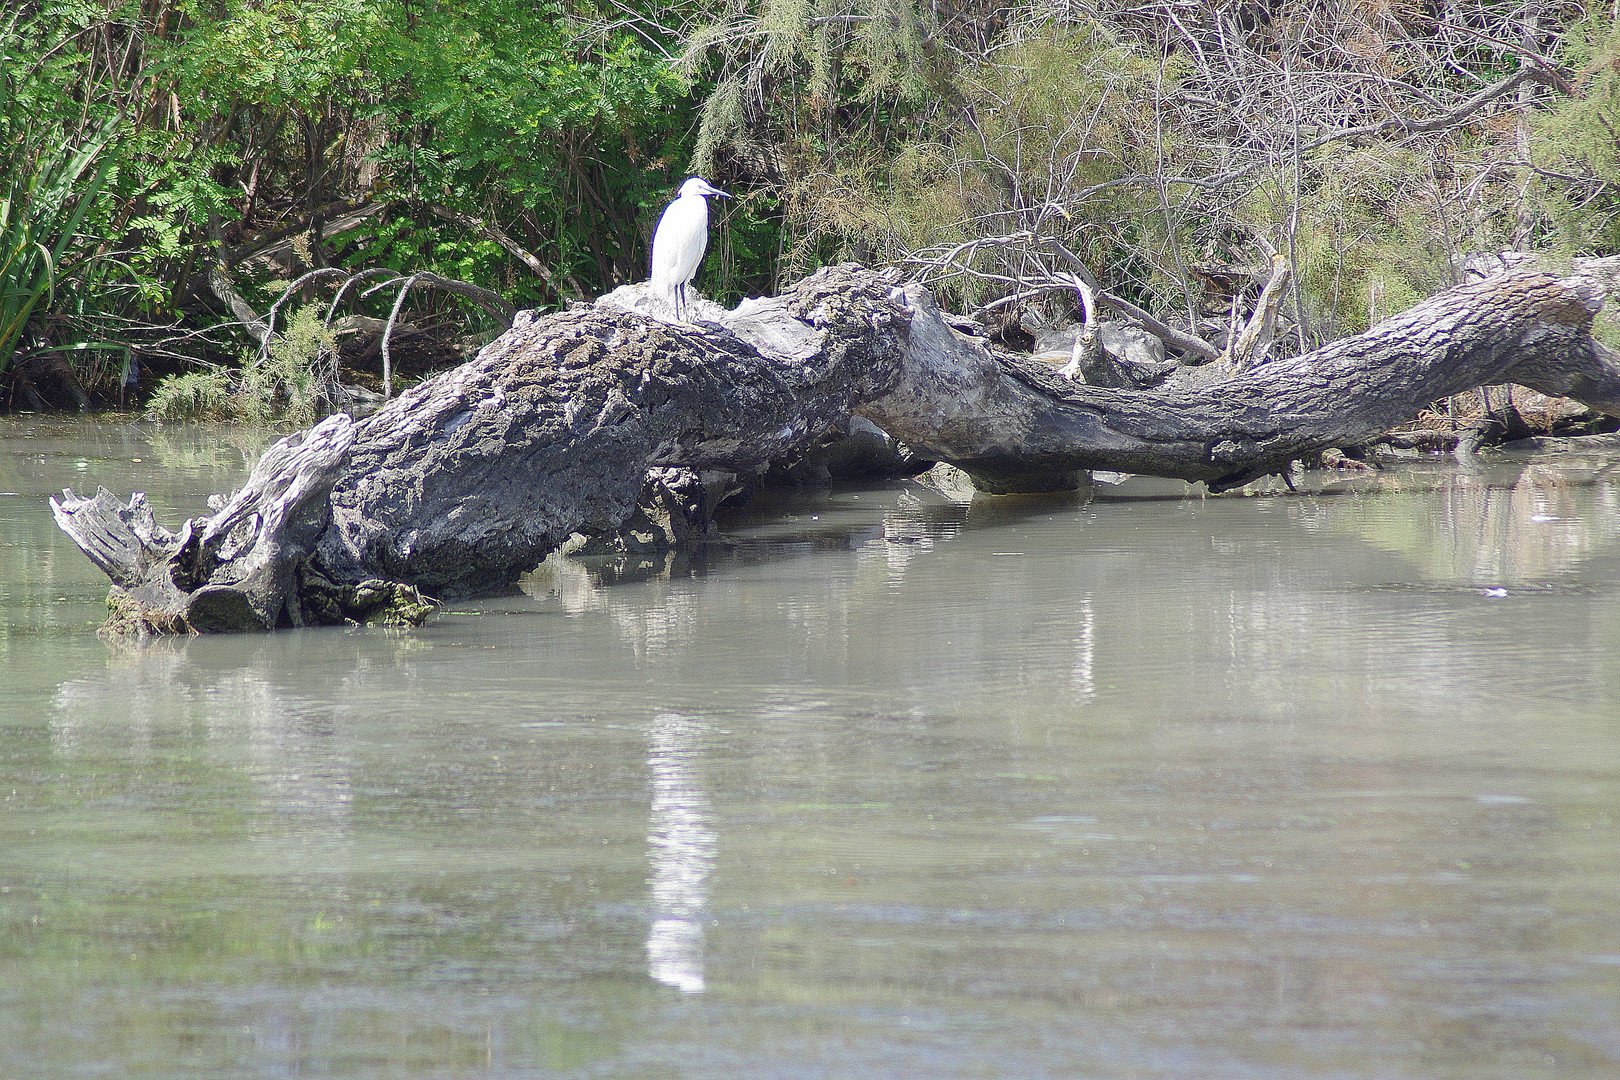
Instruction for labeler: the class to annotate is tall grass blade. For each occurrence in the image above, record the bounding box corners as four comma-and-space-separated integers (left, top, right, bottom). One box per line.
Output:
0, 114, 120, 377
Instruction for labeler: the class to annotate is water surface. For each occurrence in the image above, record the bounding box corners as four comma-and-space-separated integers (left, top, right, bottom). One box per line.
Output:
3, 418, 1618, 1078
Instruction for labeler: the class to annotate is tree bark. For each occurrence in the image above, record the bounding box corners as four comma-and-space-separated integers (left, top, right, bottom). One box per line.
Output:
51, 264, 1620, 633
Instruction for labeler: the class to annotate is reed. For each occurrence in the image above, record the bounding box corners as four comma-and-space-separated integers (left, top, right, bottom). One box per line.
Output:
1, 34, 120, 378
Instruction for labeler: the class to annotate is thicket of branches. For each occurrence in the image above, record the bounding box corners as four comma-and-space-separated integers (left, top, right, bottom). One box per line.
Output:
683, 0, 1620, 353
7, 0, 1620, 410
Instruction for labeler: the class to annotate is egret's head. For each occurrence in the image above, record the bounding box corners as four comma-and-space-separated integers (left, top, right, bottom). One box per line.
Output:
680, 177, 730, 200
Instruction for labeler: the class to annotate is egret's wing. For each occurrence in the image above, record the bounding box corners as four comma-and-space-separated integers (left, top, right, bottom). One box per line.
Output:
650, 201, 680, 284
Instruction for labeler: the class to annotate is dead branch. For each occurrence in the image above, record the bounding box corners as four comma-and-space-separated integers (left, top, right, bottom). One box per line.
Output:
417, 201, 582, 301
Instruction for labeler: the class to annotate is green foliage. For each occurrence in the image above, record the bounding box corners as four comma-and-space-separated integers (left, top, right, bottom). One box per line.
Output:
0, 13, 123, 375
243, 305, 334, 427
1245, 147, 1459, 338
146, 367, 235, 422
942, 24, 1179, 309
682, 10, 1188, 303
1, 0, 710, 404
169, 0, 390, 109
686, 0, 943, 173
681, 0, 967, 290
163, 0, 699, 304
0, 129, 121, 374
347, 216, 514, 304
362, 0, 695, 299
1533, 15, 1620, 251
13, 0, 1620, 409
959, 25, 1170, 202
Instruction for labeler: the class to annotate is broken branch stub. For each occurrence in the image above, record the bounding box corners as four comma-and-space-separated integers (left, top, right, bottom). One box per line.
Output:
1226, 251, 1291, 372
52, 413, 358, 632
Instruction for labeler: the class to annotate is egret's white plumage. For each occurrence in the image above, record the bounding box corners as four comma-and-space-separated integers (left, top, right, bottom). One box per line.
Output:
650, 177, 729, 320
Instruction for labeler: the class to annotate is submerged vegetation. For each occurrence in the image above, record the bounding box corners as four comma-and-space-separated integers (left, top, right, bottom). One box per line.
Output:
5, 0, 1620, 414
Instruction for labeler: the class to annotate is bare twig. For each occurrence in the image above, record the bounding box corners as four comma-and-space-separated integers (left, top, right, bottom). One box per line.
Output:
257, 268, 350, 364
1043, 240, 1219, 361
378, 273, 419, 400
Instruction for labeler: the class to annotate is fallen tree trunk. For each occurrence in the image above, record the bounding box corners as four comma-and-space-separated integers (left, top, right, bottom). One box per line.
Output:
51, 264, 1620, 633
875, 270, 1620, 491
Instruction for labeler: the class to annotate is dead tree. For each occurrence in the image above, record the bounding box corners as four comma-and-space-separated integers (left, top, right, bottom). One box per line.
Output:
51, 264, 1620, 634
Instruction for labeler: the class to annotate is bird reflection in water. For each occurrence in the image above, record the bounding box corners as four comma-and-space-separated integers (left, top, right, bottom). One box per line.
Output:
645, 712, 716, 993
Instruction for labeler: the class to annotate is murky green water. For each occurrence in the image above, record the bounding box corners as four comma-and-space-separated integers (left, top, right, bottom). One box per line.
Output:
3, 418, 1618, 1078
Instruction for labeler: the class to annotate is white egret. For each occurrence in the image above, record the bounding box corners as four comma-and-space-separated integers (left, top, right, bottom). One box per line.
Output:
650, 177, 729, 321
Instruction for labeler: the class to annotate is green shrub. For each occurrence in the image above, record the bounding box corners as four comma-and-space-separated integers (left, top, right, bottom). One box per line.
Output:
147, 368, 235, 422
148, 305, 336, 424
